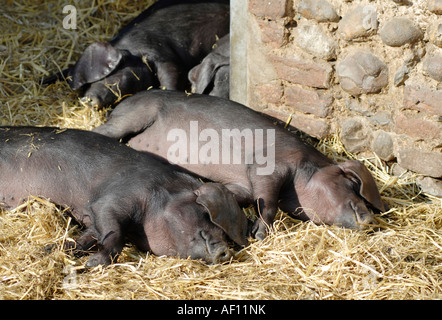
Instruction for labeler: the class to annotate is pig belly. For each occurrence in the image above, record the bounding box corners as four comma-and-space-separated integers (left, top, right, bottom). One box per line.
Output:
0, 161, 92, 226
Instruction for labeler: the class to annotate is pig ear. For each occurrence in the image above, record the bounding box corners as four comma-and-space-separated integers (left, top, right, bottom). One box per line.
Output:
195, 183, 249, 246
68, 42, 122, 90
339, 160, 386, 212
188, 54, 229, 94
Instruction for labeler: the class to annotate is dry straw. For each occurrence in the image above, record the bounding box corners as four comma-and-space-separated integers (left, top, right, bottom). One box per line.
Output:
0, 1, 441, 300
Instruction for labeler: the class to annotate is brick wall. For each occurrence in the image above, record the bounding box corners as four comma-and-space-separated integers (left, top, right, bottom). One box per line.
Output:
242, 0, 441, 194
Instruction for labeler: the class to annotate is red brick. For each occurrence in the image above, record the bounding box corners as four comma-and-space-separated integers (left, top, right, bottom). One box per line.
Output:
263, 109, 330, 139
270, 55, 333, 89
249, 0, 288, 19
394, 113, 441, 141
291, 114, 330, 139
256, 83, 284, 104
403, 86, 442, 116
284, 85, 333, 118
256, 20, 286, 48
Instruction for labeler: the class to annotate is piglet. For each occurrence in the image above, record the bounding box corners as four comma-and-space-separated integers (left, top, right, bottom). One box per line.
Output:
0, 126, 248, 266
94, 90, 386, 240
43, 0, 230, 108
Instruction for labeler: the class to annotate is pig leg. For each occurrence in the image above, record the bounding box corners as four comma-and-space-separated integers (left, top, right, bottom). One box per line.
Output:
86, 225, 124, 267
156, 61, 179, 90
252, 198, 279, 241
251, 181, 282, 240
84, 200, 127, 267
71, 228, 99, 255
93, 100, 159, 139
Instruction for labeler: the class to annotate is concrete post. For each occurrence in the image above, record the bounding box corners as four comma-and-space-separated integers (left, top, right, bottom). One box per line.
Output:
229, 0, 248, 106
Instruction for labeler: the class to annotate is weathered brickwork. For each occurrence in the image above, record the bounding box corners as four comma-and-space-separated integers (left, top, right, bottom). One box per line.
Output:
245, 0, 442, 195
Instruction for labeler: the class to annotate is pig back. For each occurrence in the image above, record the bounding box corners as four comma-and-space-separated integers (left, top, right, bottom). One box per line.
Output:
0, 127, 119, 210
126, 91, 308, 189
0, 127, 150, 210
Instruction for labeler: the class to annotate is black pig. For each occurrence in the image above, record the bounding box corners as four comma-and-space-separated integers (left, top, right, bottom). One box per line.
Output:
43, 0, 230, 108
188, 34, 230, 99
94, 90, 386, 240
0, 127, 248, 266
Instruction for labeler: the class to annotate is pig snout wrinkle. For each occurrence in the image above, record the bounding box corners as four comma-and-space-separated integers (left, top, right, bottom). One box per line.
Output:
212, 247, 232, 264
350, 201, 377, 230
200, 231, 232, 264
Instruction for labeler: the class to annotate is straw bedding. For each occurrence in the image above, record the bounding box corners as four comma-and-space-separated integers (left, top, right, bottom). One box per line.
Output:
0, 1, 441, 300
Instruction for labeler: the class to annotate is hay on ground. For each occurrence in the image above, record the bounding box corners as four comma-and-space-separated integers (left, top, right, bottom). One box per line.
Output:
0, 0, 441, 300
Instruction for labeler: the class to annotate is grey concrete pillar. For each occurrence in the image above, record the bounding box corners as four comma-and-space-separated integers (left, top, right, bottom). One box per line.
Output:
229, 0, 248, 106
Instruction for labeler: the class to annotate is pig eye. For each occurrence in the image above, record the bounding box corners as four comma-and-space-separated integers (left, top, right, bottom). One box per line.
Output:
349, 177, 361, 193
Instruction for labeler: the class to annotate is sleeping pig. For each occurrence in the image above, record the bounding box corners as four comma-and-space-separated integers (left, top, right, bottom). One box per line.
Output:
188, 34, 230, 99
0, 126, 248, 266
43, 0, 230, 108
94, 90, 386, 240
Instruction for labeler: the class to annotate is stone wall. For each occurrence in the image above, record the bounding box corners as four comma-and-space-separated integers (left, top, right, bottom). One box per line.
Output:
242, 0, 441, 195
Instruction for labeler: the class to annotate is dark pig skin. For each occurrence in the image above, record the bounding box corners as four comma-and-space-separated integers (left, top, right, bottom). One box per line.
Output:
0, 126, 248, 266
43, 0, 230, 108
94, 90, 386, 240
188, 34, 230, 99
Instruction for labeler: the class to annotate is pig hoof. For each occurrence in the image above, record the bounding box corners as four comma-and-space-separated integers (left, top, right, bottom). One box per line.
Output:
254, 231, 266, 241
85, 253, 111, 268
44, 243, 56, 253
44, 239, 77, 253
251, 221, 268, 240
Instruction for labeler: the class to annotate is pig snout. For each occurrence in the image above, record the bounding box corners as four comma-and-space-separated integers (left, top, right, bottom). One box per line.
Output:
211, 246, 232, 264
200, 230, 232, 264
352, 201, 379, 229
79, 80, 116, 108
80, 95, 101, 108
337, 201, 378, 230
